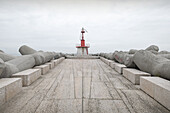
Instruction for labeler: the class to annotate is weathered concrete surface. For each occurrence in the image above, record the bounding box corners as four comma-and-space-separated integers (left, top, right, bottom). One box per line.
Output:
124, 54, 137, 68
158, 54, 170, 60
0, 59, 169, 113
50, 60, 55, 68
0, 52, 16, 62
45, 62, 54, 69
12, 69, 41, 86
0, 50, 4, 53
140, 77, 170, 111
19, 45, 37, 55
58, 57, 65, 64
123, 68, 151, 85
110, 62, 119, 69
34, 65, 49, 75
0, 55, 35, 78
0, 78, 22, 106
146, 45, 159, 52
128, 45, 159, 54
100, 57, 113, 66
19, 45, 55, 66
53, 59, 59, 66
114, 63, 126, 74
129, 49, 138, 54
134, 50, 170, 80
53, 57, 65, 66
66, 56, 100, 59
0, 58, 5, 75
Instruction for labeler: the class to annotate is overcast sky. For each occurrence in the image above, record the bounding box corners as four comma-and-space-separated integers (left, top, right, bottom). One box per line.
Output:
0, 0, 170, 55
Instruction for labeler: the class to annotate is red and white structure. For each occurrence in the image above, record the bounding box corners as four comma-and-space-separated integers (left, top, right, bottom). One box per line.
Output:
76, 27, 90, 56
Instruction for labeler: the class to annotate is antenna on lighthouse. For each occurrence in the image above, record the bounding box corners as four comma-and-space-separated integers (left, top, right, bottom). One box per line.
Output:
81, 27, 88, 40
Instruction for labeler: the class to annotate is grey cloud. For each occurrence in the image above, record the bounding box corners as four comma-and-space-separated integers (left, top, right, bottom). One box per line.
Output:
0, 0, 170, 55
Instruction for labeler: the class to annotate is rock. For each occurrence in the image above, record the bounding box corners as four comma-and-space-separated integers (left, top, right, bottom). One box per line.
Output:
145, 45, 159, 52
19, 45, 37, 55
149, 50, 158, 55
107, 53, 115, 60
103, 53, 108, 59
32, 52, 54, 66
113, 51, 125, 64
128, 45, 159, 55
124, 54, 137, 68
158, 54, 170, 60
32, 52, 45, 66
91, 53, 99, 56
60, 52, 66, 57
159, 51, 170, 54
129, 49, 138, 54
0, 52, 16, 62
54, 52, 61, 59
0, 50, 4, 53
0, 55, 35, 78
113, 51, 137, 68
133, 50, 170, 80
100, 53, 105, 57
7, 55, 35, 72
0, 58, 5, 75
42, 52, 54, 62
101, 53, 112, 59
19, 45, 55, 66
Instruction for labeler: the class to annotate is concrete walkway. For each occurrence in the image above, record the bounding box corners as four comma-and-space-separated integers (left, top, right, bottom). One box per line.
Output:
0, 59, 170, 113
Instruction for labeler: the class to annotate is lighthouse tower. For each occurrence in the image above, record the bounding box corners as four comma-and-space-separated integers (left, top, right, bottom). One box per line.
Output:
76, 27, 90, 56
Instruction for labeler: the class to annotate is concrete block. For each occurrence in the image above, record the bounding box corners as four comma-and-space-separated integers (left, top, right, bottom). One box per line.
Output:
12, 69, 41, 86
0, 86, 5, 106
34, 65, 49, 75
100, 57, 106, 62
100, 57, 112, 66
0, 78, 22, 106
58, 57, 65, 63
100, 57, 105, 61
108, 60, 115, 67
114, 64, 126, 74
46, 62, 54, 69
104, 59, 110, 66
53, 59, 59, 66
110, 62, 119, 69
53, 57, 65, 66
104, 59, 113, 66
140, 77, 170, 110
123, 68, 151, 85
50, 60, 55, 68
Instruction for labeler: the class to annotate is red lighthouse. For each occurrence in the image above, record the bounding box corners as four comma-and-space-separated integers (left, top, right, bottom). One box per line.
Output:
76, 27, 90, 56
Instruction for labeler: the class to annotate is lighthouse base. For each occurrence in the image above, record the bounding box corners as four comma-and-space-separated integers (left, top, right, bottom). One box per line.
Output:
77, 47, 88, 56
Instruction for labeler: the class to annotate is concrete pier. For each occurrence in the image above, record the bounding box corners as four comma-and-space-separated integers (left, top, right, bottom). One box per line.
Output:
0, 59, 169, 113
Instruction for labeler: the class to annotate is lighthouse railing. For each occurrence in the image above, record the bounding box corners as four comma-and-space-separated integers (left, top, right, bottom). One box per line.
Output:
86, 43, 90, 47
